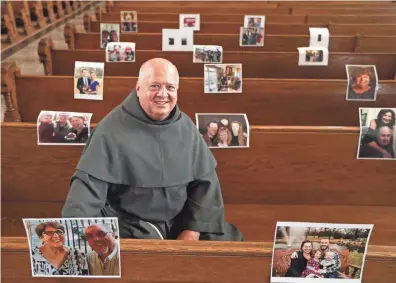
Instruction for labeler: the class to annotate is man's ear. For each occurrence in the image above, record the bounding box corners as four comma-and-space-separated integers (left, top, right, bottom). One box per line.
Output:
136, 83, 140, 96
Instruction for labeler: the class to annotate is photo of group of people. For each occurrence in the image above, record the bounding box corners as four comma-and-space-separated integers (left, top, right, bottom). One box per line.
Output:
106, 42, 136, 62
179, 14, 200, 31
24, 218, 121, 277
37, 111, 92, 145
357, 108, 396, 160
74, 61, 104, 100
100, 23, 120, 48
271, 222, 373, 283
204, 64, 242, 93
346, 65, 378, 101
196, 113, 249, 148
297, 47, 329, 66
240, 15, 265, 46
120, 11, 137, 32
193, 45, 223, 63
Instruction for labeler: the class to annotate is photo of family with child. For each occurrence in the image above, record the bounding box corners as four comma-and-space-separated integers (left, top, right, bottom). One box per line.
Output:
100, 23, 120, 48
196, 113, 249, 148
204, 64, 242, 93
240, 27, 264, 46
358, 107, 396, 160
271, 222, 373, 283
74, 61, 104, 100
106, 42, 135, 62
24, 218, 121, 277
37, 111, 92, 145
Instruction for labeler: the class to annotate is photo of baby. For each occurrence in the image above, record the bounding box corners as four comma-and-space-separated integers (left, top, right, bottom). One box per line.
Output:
106, 42, 135, 62
74, 61, 104, 100
271, 222, 373, 283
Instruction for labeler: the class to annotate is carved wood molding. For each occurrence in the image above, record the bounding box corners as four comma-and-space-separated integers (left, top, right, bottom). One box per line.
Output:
1, 62, 22, 122
64, 23, 76, 50
37, 37, 54, 75
95, 6, 103, 22
45, 0, 56, 22
55, 0, 64, 17
83, 13, 91, 32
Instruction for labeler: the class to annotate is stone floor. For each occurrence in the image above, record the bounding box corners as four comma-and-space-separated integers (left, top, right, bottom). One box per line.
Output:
1, 3, 103, 122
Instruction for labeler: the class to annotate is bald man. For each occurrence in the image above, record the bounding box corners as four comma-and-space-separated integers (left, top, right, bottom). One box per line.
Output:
62, 58, 243, 241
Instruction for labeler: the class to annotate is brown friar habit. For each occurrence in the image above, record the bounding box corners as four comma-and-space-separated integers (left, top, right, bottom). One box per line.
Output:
62, 90, 243, 241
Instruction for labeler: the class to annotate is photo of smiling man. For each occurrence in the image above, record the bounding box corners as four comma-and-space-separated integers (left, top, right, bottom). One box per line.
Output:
83, 224, 120, 276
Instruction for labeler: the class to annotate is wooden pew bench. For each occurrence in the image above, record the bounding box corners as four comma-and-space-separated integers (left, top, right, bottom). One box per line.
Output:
38, 38, 396, 79
64, 26, 396, 53
2, 64, 396, 124
2, 237, 395, 283
86, 16, 396, 36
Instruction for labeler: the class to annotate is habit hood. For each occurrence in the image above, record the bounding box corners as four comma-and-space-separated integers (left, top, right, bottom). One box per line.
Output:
76, 90, 217, 187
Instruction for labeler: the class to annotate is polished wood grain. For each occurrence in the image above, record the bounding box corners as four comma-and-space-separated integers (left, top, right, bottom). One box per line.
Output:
12, 75, 396, 124
87, 19, 396, 36
41, 46, 396, 79
1, 237, 395, 283
2, 123, 396, 207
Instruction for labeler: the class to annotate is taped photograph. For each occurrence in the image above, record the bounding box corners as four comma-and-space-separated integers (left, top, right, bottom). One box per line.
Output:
37, 111, 92, 145
120, 11, 137, 32
244, 15, 265, 28
195, 113, 249, 148
23, 217, 121, 277
357, 107, 396, 160
193, 45, 223, 63
74, 61, 104, 100
346, 65, 378, 101
240, 27, 264, 46
271, 222, 373, 283
297, 47, 329, 66
204, 64, 242, 93
179, 14, 200, 31
100, 23, 120, 48
106, 42, 135, 62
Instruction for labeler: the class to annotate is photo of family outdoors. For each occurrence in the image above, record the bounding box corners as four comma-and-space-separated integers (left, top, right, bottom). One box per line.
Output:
346, 65, 378, 101
196, 113, 249, 148
358, 107, 396, 160
106, 42, 136, 62
120, 11, 137, 32
193, 45, 223, 63
271, 222, 373, 283
74, 61, 104, 100
37, 111, 92, 145
204, 64, 242, 93
23, 218, 121, 277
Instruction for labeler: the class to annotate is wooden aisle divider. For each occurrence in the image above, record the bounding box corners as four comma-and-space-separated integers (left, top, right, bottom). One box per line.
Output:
2, 237, 395, 283
2, 62, 396, 124
37, 37, 396, 79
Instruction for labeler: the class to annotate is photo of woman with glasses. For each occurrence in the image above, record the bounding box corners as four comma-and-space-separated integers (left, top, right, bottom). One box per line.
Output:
30, 221, 88, 276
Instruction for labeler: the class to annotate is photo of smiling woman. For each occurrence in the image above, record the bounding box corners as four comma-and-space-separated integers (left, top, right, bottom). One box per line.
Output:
346, 65, 378, 101
23, 218, 121, 278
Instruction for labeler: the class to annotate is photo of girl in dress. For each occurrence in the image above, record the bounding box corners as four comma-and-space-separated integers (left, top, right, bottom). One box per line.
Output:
240, 27, 264, 46
106, 42, 136, 62
100, 23, 120, 48
357, 108, 396, 160
120, 11, 137, 32
74, 61, 104, 100
23, 218, 121, 278
37, 111, 93, 145
346, 65, 378, 101
271, 222, 373, 283
195, 113, 250, 149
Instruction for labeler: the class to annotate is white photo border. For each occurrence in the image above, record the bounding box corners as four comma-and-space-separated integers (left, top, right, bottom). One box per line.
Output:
203, 63, 243, 94
179, 14, 200, 31
193, 45, 223, 63
345, 65, 379, 102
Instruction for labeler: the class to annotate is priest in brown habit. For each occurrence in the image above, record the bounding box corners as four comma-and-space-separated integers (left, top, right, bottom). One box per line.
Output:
62, 58, 243, 241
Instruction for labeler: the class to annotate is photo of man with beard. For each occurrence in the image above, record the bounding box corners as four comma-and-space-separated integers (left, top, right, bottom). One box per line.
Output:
83, 224, 120, 276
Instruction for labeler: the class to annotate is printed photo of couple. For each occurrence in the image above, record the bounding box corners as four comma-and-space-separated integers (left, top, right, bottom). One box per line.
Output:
196, 113, 250, 148
100, 23, 120, 48
358, 107, 396, 160
120, 11, 137, 32
297, 47, 329, 66
346, 65, 378, 101
204, 64, 242, 93
244, 15, 265, 29
74, 61, 104, 100
271, 222, 373, 283
37, 111, 92, 145
106, 42, 135, 62
193, 45, 223, 63
23, 218, 121, 277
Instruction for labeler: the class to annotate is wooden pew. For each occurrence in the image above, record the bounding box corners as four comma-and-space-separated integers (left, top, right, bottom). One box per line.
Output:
291, 7, 396, 15
38, 38, 396, 79
64, 27, 396, 53
98, 11, 396, 24
85, 17, 396, 36
2, 237, 395, 283
2, 65, 396, 124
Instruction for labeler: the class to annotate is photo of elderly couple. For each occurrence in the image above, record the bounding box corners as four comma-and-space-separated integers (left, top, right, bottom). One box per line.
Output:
196, 113, 249, 148
271, 222, 373, 283
358, 107, 396, 160
23, 218, 121, 277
